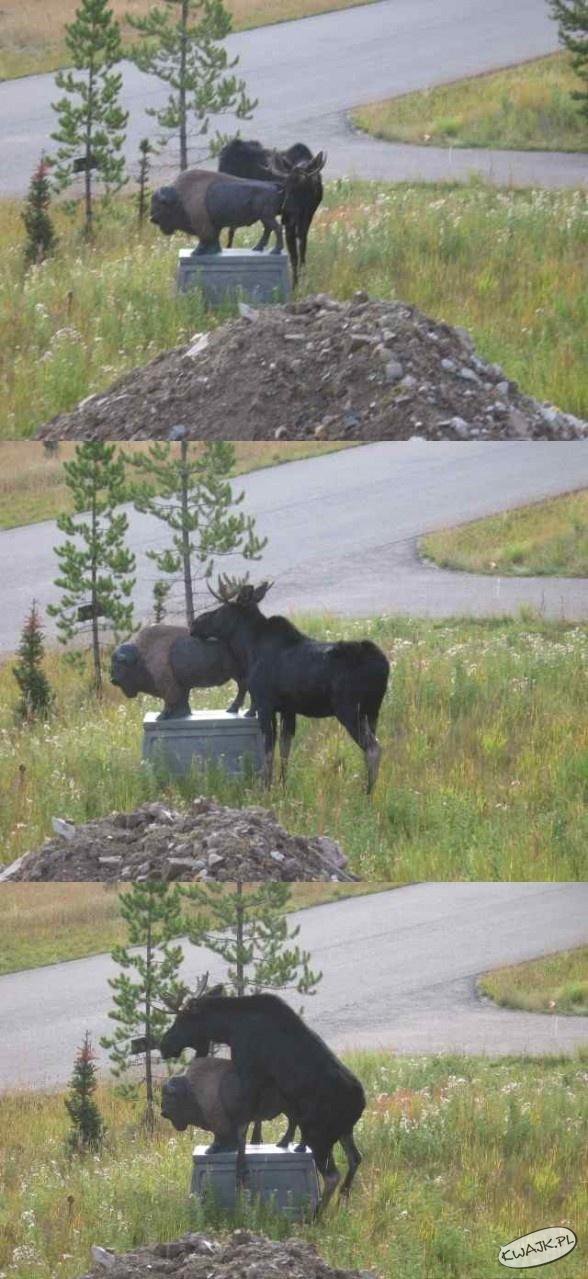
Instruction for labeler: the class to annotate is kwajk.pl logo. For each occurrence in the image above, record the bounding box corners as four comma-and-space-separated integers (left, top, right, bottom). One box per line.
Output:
499, 1227, 578, 1269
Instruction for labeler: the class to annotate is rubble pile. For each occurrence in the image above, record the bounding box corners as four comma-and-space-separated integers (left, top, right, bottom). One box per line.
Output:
37, 293, 587, 441
79, 1229, 378, 1279
3, 797, 354, 882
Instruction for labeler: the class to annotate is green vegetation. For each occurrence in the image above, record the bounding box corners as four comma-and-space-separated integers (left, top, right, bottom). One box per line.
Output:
421, 490, 588, 577
2, 179, 587, 439
0, 442, 350, 532
352, 53, 588, 152
0, 883, 384, 977
0, 1052, 586, 1279
480, 946, 588, 1015
2, 614, 587, 882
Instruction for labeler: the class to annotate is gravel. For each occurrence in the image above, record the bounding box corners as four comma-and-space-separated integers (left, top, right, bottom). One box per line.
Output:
35, 293, 587, 442
1, 797, 355, 882
80, 1230, 378, 1279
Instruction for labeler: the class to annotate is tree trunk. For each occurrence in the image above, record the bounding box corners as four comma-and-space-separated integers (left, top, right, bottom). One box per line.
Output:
144, 910, 155, 1134
180, 439, 195, 625
179, 0, 189, 170
84, 63, 95, 239
90, 485, 102, 696
235, 882, 245, 997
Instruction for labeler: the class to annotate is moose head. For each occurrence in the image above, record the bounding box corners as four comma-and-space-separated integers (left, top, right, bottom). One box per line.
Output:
158, 973, 226, 1060
190, 576, 273, 644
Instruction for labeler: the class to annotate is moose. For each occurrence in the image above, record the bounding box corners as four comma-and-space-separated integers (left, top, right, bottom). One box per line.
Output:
159, 981, 365, 1211
110, 623, 252, 720
190, 577, 389, 791
218, 139, 325, 282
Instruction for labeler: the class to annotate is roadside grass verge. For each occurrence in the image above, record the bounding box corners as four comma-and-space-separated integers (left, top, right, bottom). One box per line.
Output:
0, 0, 377, 80
0, 882, 386, 977
479, 946, 588, 1016
0, 1053, 586, 1279
352, 53, 588, 152
420, 490, 588, 578
0, 441, 352, 531
1, 615, 587, 882
2, 179, 587, 439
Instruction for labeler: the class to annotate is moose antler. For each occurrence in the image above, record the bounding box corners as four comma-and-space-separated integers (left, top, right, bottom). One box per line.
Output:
207, 574, 273, 606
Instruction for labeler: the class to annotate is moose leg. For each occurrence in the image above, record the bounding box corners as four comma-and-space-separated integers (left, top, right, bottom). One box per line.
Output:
258, 710, 277, 786
235, 1123, 250, 1190
336, 704, 381, 794
312, 1143, 341, 1215
338, 1131, 362, 1198
284, 219, 299, 287
279, 712, 296, 784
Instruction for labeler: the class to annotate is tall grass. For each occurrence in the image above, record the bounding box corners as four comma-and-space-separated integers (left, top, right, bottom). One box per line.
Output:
352, 53, 588, 153
421, 490, 588, 578
1, 180, 587, 438
1, 615, 587, 881
479, 946, 588, 1016
0, 1053, 586, 1279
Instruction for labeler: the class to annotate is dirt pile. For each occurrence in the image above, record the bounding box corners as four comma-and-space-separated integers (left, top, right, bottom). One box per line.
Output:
36, 293, 587, 442
80, 1230, 378, 1279
2, 797, 354, 882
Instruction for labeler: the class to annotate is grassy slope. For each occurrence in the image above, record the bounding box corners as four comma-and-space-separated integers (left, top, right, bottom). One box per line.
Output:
352, 53, 588, 152
0, 883, 387, 976
0, 0, 377, 80
0, 441, 352, 530
479, 946, 588, 1016
421, 490, 588, 578
2, 180, 587, 439
0, 1053, 586, 1279
2, 615, 587, 883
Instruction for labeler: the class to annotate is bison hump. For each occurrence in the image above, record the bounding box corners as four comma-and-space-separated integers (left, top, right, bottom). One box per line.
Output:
205, 176, 282, 229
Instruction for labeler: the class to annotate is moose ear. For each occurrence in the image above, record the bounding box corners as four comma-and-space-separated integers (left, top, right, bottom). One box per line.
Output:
311, 151, 327, 172
252, 580, 273, 604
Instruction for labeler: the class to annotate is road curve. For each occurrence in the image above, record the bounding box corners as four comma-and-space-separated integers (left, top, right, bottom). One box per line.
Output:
1, 883, 587, 1091
1, 0, 583, 199
1, 442, 588, 654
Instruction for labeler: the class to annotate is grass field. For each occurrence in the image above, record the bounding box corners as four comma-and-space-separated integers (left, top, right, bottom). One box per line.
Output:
0, 1052, 586, 1279
0, 441, 352, 530
0, 0, 377, 80
2, 179, 587, 439
352, 53, 588, 153
480, 947, 588, 1016
421, 490, 588, 578
1, 614, 587, 882
0, 882, 387, 976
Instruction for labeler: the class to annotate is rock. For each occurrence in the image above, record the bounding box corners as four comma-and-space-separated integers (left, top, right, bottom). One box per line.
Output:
449, 416, 472, 439
274, 426, 289, 440
441, 358, 457, 373
457, 366, 480, 384
496, 381, 511, 397
238, 302, 260, 321
384, 359, 404, 382
185, 332, 210, 359
90, 1246, 116, 1269
51, 817, 77, 841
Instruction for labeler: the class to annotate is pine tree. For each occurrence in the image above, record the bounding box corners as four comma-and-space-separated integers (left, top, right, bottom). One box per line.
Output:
100, 883, 186, 1131
137, 137, 156, 225
51, 0, 128, 237
47, 443, 136, 695
13, 602, 54, 722
65, 1031, 106, 1154
126, 440, 266, 626
550, 0, 588, 118
181, 882, 322, 999
127, 0, 257, 170
153, 578, 172, 622
22, 156, 57, 268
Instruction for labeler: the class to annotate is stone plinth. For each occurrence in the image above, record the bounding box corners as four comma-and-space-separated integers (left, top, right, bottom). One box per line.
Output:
191, 1143, 320, 1219
176, 248, 291, 304
142, 710, 264, 778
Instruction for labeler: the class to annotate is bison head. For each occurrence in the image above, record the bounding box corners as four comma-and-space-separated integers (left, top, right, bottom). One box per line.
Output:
110, 642, 146, 698
150, 186, 192, 237
161, 1074, 199, 1132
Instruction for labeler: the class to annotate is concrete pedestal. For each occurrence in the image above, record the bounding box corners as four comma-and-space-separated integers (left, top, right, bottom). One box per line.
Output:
191, 1143, 320, 1219
142, 710, 264, 778
176, 248, 291, 304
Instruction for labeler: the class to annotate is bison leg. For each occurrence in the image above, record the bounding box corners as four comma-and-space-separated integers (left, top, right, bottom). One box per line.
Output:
276, 1116, 297, 1149
250, 1119, 263, 1145
226, 227, 236, 248
284, 219, 299, 288
226, 677, 248, 715
338, 1131, 362, 1198
193, 237, 222, 255
279, 712, 296, 784
158, 696, 191, 720
253, 226, 271, 252
269, 216, 284, 254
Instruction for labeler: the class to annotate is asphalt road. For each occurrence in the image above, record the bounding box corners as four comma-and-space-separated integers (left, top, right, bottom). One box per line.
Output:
1, 442, 588, 653
1, 0, 582, 199
1, 883, 587, 1091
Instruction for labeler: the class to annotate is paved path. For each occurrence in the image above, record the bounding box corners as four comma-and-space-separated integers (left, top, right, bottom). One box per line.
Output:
1, 883, 587, 1091
1, 0, 584, 199
1, 442, 588, 653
